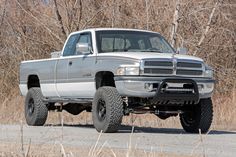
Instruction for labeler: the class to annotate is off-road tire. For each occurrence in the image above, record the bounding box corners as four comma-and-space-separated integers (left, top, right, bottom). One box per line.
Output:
92, 86, 123, 133
180, 98, 213, 133
25, 87, 48, 126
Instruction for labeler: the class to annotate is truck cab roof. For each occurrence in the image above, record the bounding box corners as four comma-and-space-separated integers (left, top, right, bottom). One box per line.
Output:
69, 28, 160, 36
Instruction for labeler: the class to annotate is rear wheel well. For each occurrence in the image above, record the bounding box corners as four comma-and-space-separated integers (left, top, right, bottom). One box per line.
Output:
95, 71, 115, 89
27, 75, 40, 89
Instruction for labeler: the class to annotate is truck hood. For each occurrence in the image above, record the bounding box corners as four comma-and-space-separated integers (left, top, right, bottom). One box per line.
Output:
97, 52, 203, 62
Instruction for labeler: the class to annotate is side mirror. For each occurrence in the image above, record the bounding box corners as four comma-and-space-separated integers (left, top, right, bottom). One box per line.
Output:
177, 47, 187, 55
76, 43, 91, 55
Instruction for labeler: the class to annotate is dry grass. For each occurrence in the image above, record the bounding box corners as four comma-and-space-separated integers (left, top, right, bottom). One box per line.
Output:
0, 142, 198, 157
0, 126, 200, 157
211, 90, 236, 130
0, 125, 202, 157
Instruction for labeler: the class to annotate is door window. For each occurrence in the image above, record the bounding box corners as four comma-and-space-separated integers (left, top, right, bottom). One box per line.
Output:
78, 34, 91, 45
63, 34, 80, 56
63, 33, 92, 56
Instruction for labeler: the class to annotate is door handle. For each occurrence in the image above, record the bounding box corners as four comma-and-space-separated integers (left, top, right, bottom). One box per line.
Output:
69, 61, 72, 66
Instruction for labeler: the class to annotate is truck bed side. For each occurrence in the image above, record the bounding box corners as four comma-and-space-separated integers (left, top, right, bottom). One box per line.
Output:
19, 59, 58, 97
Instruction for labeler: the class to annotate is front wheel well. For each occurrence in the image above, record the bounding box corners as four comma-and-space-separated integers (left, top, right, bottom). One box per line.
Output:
95, 71, 115, 89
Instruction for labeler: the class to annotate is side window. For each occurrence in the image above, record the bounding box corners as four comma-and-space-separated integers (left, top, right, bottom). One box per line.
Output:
75, 33, 93, 55
63, 34, 80, 56
78, 34, 92, 46
78, 34, 87, 43
63, 33, 92, 56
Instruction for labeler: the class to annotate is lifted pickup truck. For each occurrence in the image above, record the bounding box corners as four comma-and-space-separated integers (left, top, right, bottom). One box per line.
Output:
19, 28, 214, 133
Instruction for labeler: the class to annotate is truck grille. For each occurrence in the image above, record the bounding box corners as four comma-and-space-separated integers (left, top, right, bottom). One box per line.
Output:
144, 61, 173, 67
144, 68, 173, 74
142, 59, 203, 77
177, 62, 202, 68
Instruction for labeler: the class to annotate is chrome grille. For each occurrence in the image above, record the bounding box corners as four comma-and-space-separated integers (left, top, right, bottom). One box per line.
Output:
143, 60, 173, 75
144, 68, 173, 74
176, 69, 203, 75
177, 62, 202, 68
144, 61, 173, 67
142, 59, 203, 77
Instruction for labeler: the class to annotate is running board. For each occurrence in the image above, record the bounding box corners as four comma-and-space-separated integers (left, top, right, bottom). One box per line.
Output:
43, 97, 93, 103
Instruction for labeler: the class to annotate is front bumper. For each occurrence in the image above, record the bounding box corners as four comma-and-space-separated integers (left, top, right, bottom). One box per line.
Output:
114, 76, 214, 99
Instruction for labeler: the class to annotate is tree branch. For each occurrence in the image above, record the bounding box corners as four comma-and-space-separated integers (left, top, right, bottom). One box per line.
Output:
15, 0, 64, 44
194, 1, 220, 55
170, 0, 180, 47
53, 0, 68, 37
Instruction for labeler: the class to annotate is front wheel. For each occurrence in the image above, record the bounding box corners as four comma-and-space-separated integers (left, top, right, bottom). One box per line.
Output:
25, 87, 48, 126
180, 98, 213, 133
92, 87, 123, 133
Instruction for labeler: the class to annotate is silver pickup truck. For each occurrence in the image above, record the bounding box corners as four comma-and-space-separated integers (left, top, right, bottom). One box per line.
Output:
19, 28, 214, 133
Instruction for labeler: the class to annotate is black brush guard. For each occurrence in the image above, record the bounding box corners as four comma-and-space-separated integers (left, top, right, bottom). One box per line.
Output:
151, 78, 199, 105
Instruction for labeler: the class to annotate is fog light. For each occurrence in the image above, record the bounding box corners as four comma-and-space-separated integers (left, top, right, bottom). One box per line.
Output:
198, 84, 204, 91
145, 83, 153, 91
206, 83, 214, 89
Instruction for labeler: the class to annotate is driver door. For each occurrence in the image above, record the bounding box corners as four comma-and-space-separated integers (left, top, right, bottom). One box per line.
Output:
66, 32, 96, 98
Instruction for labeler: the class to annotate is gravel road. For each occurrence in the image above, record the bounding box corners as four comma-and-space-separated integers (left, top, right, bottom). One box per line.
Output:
0, 124, 236, 156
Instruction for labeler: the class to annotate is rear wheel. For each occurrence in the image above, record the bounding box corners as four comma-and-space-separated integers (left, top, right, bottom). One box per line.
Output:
25, 87, 48, 126
180, 98, 213, 133
92, 87, 123, 133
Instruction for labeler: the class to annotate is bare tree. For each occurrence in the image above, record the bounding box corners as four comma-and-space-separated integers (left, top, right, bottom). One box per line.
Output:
170, 0, 180, 47
194, 0, 220, 55
0, 0, 235, 105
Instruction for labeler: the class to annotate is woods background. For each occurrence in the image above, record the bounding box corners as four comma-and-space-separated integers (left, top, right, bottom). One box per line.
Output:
0, 0, 235, 128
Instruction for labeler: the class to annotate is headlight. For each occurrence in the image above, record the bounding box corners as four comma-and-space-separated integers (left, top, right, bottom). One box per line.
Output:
204, 65, 213, 78
116, 67, 140, 75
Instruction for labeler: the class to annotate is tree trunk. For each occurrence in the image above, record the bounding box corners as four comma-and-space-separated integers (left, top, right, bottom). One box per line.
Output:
170, 0, 180, 47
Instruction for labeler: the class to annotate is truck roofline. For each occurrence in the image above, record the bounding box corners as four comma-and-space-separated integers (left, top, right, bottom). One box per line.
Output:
69, 28, 161, 36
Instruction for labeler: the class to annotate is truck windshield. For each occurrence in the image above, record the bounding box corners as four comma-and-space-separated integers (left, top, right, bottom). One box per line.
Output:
96, 30, 175, 53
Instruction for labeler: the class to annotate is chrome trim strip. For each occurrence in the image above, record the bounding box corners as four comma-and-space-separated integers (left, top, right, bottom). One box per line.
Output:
114, 76, 215, 83
143, 66, 173, 69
